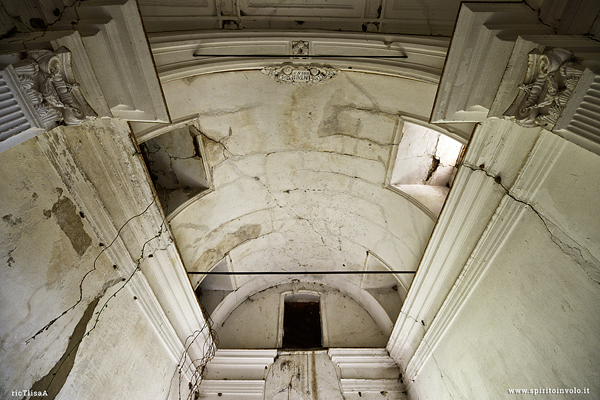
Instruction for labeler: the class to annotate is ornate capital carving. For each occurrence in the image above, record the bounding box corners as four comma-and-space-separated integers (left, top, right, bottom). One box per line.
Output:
261, 64, 338, 86
504, 47, 584, 129
12, 47, 96, 129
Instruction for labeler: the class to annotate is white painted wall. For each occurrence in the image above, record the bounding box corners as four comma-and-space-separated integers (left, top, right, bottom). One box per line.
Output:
405, 135, 600, 399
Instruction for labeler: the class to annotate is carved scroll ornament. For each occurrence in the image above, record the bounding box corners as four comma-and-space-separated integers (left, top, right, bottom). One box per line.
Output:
262, 64, 338, 86
504, 48, 583, 129
13, 47, 96, 129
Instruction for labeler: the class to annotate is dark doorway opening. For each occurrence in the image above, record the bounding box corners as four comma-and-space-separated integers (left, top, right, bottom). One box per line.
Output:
282, 296, 322, 349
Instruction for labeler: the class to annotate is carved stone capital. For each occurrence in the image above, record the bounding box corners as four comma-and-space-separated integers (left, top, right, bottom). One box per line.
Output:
12, 47, 96, 129
261, 64, 338, 86
504, 47, 584, 129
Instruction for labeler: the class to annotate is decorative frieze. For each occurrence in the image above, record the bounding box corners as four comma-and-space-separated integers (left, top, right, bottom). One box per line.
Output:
504, 47, 584, 129
261, 64, 338, 85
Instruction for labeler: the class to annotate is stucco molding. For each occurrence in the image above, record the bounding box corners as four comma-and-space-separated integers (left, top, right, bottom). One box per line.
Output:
430, 2, 552, 123
328, 348, 399, 379
204, 349, 277, 380
150, 31, 447, 84
35, 120, 212, 377
387, 120, 542, 369
0, 47, 97, 154
261, 64, 339, 86
14, 48, 96, 129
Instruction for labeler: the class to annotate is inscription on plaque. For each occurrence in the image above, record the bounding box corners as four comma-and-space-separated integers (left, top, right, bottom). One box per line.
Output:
261, 64, 339, 86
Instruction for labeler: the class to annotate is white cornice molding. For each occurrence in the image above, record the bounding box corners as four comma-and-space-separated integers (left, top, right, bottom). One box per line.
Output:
328, 348, 399, 379
328, 348, 405, 397
431, 3, 553, 123
75, 0, 170, 122
403, 132, 567, 382
205, 349, 277, 380
51, 31, 112, 118
134, 114, 200, 144
0, 0, 170, 123
148, 31, 448, 84
200, 380, 265, 396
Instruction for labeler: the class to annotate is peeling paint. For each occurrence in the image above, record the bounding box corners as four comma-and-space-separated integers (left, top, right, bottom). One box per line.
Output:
50, 197, 91, 256
28, 296, 100, 400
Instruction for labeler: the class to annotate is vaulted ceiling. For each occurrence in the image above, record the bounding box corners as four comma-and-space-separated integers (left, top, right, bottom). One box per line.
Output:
133, 40, 465, 341
5, 0, 595, 347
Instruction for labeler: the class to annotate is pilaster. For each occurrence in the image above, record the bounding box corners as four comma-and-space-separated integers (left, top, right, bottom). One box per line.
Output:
36, 119, 213, 380
387, 119, 542, 370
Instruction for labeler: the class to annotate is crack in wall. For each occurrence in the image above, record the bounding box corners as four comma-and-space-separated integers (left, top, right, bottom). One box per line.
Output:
26, 196, 161, 344
396, 309, 456, 397
462, 162, 600, 285
34, 219, 168, 396
26, 294, 101, 400
522, 0, 600, 42
522, 0, 558, 34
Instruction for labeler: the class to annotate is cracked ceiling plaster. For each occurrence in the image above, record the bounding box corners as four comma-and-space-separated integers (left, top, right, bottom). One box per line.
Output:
139, 67, 463, 338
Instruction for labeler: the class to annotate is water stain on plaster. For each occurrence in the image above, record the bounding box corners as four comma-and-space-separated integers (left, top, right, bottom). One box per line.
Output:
27, 296, 100, 400
50, 197, 92, 256
196, 224, 262, 270
318, 104, 362, 139
317, 90, 362, 140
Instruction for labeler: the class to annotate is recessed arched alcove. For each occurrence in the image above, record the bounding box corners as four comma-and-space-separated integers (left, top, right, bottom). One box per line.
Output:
214, 282, 389, 349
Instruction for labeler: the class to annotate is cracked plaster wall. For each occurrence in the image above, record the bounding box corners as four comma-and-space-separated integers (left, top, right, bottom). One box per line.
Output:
0, 134, 178, 399
164, 70, 437, 327
407, 135, 600, 399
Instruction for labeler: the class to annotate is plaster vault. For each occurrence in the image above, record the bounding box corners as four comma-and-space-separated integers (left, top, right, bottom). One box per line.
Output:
1, 1, 600, 400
